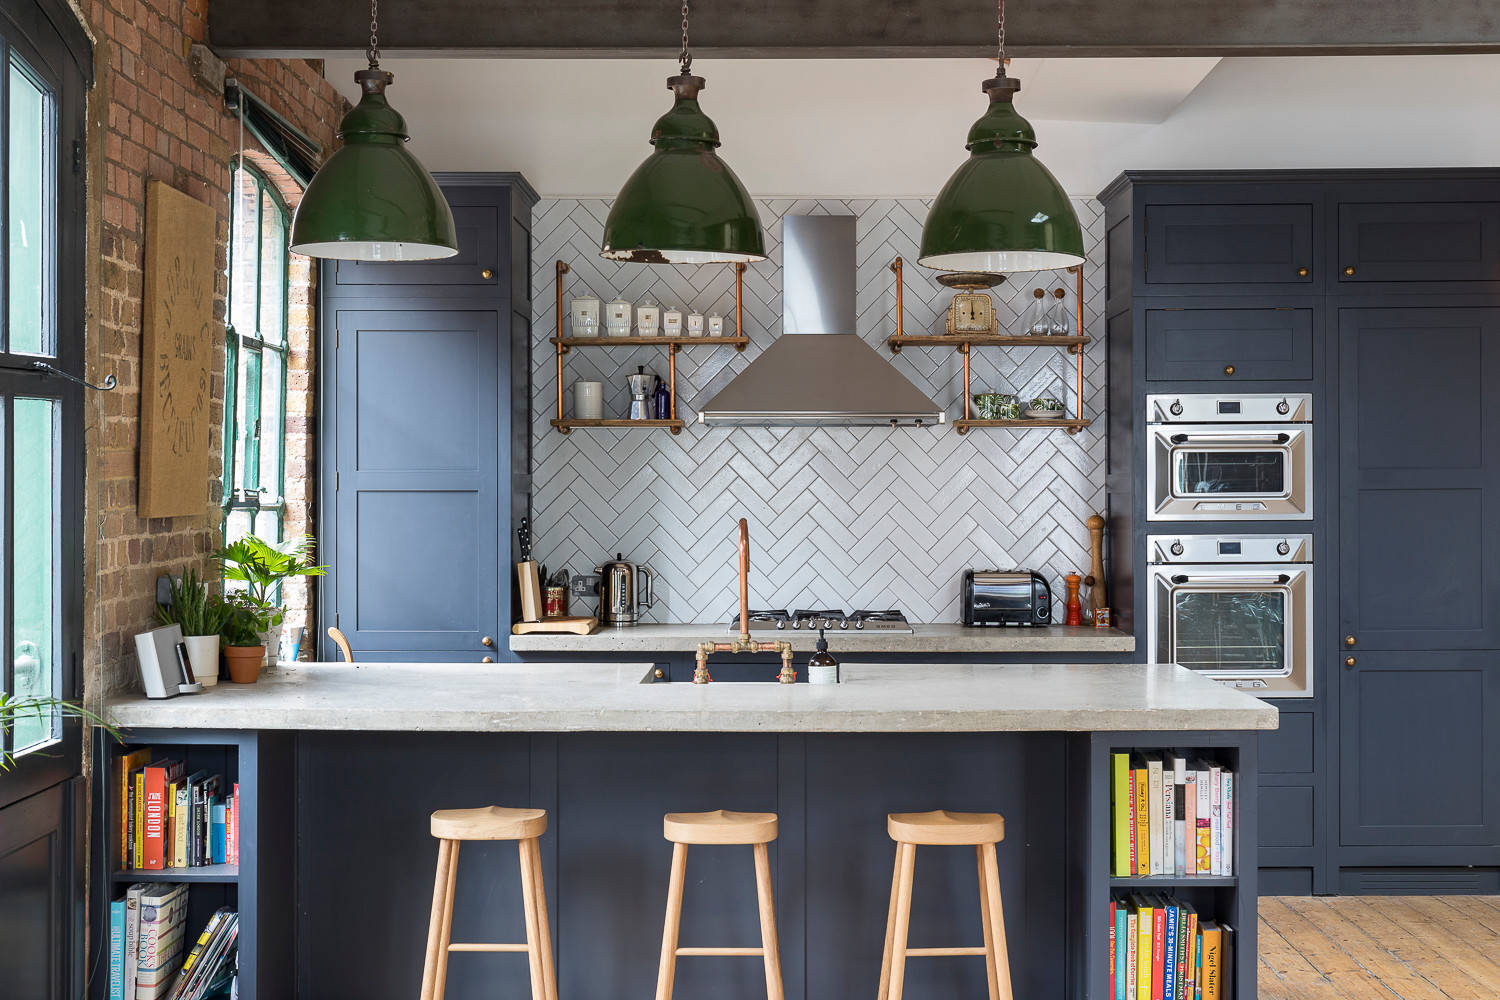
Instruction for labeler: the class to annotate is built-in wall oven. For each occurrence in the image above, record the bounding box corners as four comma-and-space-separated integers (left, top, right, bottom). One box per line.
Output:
1147, 533, 1313, 697
1146, 393, 1312, 520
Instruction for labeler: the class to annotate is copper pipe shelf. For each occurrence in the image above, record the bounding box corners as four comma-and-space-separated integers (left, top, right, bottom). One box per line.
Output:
550, 418, 686, 435
888, 257, 1091, 435
551, 335, 748, 353
953, 418, 1092, 436
888, 334, 1089, 354
552, 260, 749, 433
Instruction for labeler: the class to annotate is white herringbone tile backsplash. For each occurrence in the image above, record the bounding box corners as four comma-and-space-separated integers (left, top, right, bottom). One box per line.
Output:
530, 198, 1107, 624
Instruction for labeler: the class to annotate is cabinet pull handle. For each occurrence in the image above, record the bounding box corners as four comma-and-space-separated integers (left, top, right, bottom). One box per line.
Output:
1296, 266, 1309, 277
1345, 656, 1357, 667
482, 268, 495, 279
1345, 635, 1356, 646
482, 656, 494, 663
481, 635, 494, 647
1223, 365, 1236, 376
1343, 265, 1356, 276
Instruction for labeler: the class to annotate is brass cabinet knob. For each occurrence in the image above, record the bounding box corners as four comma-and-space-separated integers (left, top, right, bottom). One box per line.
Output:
1345, 635, 1357, 646
1297, 266, 1309, 277
481, 635, 494, 647
482, 268, 495, 279
1223, 364, 1236, 376
1343, 265, 1355, 276
482, 656, 494, 663
1345, 656, 1357, 667
654, 668, 665, 679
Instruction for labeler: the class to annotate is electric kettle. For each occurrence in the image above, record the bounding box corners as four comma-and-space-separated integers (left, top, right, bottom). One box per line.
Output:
592, 554, 654, 626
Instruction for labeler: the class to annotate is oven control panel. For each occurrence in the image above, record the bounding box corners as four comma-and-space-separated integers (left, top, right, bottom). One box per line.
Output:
1148, 534, 1312, 563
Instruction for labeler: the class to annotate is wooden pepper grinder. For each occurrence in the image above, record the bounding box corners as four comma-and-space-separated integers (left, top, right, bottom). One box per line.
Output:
1064, 572, 1084, 626
1085, 513, 1107, 622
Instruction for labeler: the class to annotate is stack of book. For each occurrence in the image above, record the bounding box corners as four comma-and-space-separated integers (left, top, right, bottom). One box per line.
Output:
1111, 751, 1235, 878
108, 889, 237, 1000
116, 748, 239, 870
1109, 895, 1233, 1000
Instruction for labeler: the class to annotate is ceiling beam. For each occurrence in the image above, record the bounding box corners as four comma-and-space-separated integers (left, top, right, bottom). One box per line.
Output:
210, 0, 1500, 59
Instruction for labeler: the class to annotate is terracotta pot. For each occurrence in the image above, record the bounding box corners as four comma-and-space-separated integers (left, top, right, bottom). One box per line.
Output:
223, 645, 266, 684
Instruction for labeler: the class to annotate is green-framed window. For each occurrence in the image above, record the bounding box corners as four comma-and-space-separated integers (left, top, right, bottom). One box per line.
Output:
223, 159, 290, 548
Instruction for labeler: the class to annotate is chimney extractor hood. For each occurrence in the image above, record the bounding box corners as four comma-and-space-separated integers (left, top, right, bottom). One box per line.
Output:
696, 215, 946, 427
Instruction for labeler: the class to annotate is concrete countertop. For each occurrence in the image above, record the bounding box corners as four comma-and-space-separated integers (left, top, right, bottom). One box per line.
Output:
105, 660, 1275, 733
508, 623, 1136, 654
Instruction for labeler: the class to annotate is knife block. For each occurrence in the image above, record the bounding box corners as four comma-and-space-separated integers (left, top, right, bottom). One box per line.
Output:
517, 560, 543, 622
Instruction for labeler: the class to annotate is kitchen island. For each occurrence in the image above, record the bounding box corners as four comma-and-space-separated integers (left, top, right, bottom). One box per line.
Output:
100, 662, 1271, 1000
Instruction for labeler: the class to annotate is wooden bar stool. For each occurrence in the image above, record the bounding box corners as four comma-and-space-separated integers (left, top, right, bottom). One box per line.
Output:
655, 809, 785, 1000
878, 809, 1013, 1000
419, 805, 556, 1000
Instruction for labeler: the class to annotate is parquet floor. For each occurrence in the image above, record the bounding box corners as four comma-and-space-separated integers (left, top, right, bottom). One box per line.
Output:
1259, 896, 1500, 999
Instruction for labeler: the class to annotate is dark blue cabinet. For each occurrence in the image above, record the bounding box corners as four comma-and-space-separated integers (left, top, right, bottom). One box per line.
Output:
318, 175, 536, 662
1337, 200, 1500, 286
1144, 304, 1315, 381
1143, 199, 1317, 290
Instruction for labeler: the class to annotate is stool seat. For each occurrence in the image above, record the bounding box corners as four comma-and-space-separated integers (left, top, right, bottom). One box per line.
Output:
887, 810, 1004, 846
431, 805, 548, 841
664, 809, 778, 845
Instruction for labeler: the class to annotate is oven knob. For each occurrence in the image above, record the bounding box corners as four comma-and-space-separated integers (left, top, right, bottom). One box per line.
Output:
1169, 399, 1183, 417
1276, 540, 1291, 556
1276, 398, 1290, 415
776, 621, 786, 629
1170, 540, 1184, 557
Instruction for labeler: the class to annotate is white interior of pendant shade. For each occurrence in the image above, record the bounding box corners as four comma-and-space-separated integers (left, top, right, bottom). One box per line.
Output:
918, 249, 1086, 273
600, 248, 766, 264
289, 240, 460, 261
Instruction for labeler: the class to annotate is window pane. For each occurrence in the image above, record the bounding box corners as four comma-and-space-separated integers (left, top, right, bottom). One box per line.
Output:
259, 191, 286, 346
258, 350, 283, 498
12, 398, 59, 751
8, 62, 52, 356
241, 346, 262, 494
225, 507, 254, 549
229, 168, 259, 337
253, 508, 282, 544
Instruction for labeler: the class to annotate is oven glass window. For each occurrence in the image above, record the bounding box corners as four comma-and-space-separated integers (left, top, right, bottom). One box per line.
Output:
1173, 590, 1287, 673
1174, 450, 1285, 496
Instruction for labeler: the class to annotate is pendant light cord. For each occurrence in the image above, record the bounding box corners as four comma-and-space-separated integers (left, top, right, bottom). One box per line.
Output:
678, 0, 692, 75
367, 0, 381, 69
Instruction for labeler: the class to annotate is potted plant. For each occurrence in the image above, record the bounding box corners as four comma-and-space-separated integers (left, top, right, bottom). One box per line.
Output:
215, 534, 326, 682
1, 693, 119, 770
154, 568, 229, 686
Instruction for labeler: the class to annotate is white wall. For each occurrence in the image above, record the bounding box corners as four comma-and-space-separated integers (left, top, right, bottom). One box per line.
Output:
323, 53, 1500, 198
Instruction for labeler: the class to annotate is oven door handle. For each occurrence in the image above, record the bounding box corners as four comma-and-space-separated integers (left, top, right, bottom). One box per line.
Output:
1168, 432, 1291, 445
1169, 573, 1291, 586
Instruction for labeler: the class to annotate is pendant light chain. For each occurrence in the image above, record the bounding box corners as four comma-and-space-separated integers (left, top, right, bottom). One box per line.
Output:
678, 0, 692, 75
367, 0, 381, 69
996, 0, 1007, 76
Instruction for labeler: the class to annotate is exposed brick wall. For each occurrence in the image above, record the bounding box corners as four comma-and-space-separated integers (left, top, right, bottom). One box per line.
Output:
78, 0, 345, 695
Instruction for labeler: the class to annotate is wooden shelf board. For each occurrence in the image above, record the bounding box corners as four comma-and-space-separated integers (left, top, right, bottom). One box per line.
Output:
551, 418, 686, 434
954, 418, 1092, 434
112, 863, 239, 883
551, 336, 748, 349
888, 334, 1090, 351
1108, 875, 1237, 888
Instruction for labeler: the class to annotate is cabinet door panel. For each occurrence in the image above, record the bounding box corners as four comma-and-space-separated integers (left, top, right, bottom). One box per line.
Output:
1145, 203, 1314, 287
1340, 651, 1500, 847
1338, 307, 1500, 649
1338, 201, 1500, 284
1145, 306, 1313, 381
332, 199, 502, 287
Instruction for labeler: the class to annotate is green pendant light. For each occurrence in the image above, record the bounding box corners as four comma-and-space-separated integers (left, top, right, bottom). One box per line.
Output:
918, 0, 1083, 273
289, 0, 456, 260
600, 1, 765, 264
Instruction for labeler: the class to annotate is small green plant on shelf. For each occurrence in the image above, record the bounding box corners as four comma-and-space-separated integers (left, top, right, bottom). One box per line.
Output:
154, 568, 229, 637
215, 534, 327, 682
0, 693, 119, 771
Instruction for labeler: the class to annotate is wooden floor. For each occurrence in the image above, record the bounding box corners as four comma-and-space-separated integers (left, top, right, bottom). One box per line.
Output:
1260, 896, 1500, 999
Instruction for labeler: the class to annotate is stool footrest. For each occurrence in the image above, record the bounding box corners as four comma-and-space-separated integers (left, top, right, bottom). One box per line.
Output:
904, 946, 988, 957
675, 946, 765, 957
448, 943, 531, 953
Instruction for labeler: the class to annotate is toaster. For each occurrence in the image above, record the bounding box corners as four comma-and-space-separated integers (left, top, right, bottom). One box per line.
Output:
961, 570, 1052, 626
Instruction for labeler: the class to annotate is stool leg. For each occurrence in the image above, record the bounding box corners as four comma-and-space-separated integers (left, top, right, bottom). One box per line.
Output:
519, 838, 547, 1000
877, 843, 903, 1000
527, 837, 559, 1000
980, 843, 1014, 1000
753, 842, 786, 1000
976, 846, 999, 1000
420, 839, 460, 1000
886, 843, 917, 1000
655, 842, 688, 1000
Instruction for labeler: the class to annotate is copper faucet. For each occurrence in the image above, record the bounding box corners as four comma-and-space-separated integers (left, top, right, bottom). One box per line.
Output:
695, 518, 796, 684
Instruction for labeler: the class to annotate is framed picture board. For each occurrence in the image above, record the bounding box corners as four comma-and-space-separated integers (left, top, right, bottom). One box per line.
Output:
139, 179, 216, 517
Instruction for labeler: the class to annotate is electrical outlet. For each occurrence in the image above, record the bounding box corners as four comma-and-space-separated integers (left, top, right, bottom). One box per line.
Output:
155, 573, 176, 606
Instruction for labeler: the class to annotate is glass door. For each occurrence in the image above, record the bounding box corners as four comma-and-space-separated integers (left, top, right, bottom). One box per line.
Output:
1171, 587, 1288, 675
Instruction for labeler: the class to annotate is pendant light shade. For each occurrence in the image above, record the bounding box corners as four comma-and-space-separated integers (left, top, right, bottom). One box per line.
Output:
919, 2, 1083, 274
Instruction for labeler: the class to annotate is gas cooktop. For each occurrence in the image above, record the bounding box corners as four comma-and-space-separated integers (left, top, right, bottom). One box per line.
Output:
725, 609, 914, 633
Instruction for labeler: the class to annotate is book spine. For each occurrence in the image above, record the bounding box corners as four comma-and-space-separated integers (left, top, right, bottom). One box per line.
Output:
1162, 766, 1175, 878
1183, 912, 1198, 1000
1222, 772, 1234, 878
109, 899, 126, 1000
1195, 768, 1212, 874
1116, 903, 1129, 1000
1146, 757, 1165, 876
1126, 907, 1139, 1000
1113, 753, 1132, 878
1163, 904, 1177, 1000
1151, 904, 1166, 1000
1183, 773, 1197, 874
1201, 924, 1222, 1000
133, 772, 145, 870
231, 783, 240, 866
1127, 769, 1139, 876
119, 764, 130, 869
1134, 767, 1150, 877
143, 767, 167, 871
1194, 930, 1203, 1000
1110, 900, 1118, 999
210, 803, 227, 865
124, 887, 142, 999
173, 786, 189, 871
1135, 904, 1151, 1000
191, 784, 202, 867
1210, 764, 1224, 876
1172, 758, 1187, 876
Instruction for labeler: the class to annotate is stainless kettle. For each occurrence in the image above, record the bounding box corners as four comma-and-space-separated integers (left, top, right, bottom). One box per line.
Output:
591, 554, 654, 626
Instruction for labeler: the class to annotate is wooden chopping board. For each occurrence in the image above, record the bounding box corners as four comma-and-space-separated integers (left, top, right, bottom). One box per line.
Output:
511, 616, 598, 636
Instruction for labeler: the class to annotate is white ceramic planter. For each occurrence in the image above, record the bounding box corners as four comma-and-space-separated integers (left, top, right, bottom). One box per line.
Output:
182, 634, 221, 687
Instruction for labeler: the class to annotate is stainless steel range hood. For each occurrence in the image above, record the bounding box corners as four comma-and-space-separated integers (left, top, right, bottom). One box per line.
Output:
697, 215, 946, 427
